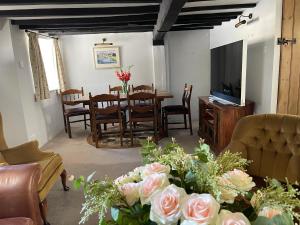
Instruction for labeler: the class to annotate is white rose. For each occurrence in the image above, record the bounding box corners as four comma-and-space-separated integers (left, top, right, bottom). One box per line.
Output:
139, 173, 170, 205
128, 166, 144, 182
114, 175, 134, 186
181, 193, 220, 225
216, 210, 251, 225
222, 169, 255, 192
119, 182, 140, 206
150, 184, 187, 225
142, 162, 170, 178
217, 177, 238, 204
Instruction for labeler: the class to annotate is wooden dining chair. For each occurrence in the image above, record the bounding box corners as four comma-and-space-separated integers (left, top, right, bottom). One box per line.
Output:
89, 93, 124, 148
127, 90, 158, 146
131, 84, 154, 92
162, 84, 193, 136
61, 87, 90, 138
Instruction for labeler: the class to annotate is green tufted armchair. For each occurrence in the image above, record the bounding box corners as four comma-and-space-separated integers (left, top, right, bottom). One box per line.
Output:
0, 112, 69, 225
225, 114, 300, 184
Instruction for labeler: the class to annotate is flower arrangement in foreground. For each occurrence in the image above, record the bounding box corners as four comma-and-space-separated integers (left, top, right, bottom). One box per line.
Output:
74, 138, 300, 225
115, 66, 133, 94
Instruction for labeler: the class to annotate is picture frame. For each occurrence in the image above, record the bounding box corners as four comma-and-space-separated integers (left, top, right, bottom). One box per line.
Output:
93, 46, 121, 69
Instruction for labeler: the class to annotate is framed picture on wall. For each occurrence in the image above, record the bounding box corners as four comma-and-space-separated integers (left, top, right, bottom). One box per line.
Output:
93, 46, 121, 69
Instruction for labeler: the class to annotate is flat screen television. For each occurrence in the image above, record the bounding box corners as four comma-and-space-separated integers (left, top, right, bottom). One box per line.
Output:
210, 40, 247, 106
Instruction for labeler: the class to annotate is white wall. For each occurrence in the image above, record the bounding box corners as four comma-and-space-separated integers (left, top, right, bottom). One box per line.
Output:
165, 30, 211, 120
0, 20, 28, 146
61, 32, 155, 95
210, 0, 282, 114
0, 21, 64, 147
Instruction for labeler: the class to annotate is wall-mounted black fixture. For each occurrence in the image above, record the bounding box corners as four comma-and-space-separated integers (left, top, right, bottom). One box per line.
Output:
277, 37, 297, 46
94, 38, 113, 46
235, 13, 253, 28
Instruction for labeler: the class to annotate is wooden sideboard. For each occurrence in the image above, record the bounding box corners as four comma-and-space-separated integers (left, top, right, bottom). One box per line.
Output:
198, 96, 255, 154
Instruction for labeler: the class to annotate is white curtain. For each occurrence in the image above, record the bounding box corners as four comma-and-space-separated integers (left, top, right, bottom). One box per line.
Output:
28, 32, 50, 100
54, 39, 67, 92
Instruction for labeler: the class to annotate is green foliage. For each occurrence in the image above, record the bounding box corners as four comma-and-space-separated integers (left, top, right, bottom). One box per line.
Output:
216, 151, 251, 175
252, 178, 300, 221
74, 174, 125, 225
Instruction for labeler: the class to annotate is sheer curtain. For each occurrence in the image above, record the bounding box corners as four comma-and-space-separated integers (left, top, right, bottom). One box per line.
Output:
54, 39, 66, 92
28, 32, 50, 100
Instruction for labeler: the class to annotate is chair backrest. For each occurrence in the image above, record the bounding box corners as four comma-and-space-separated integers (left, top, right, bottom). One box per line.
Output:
109, 85, 122, 94
0, 113, 8, 151
132, 84, 154, 92
225, 114, 300, 183
127, 90, 157, 115
182, 84, 192, 108
89, 93, 121, 120
60, 87, 85, 110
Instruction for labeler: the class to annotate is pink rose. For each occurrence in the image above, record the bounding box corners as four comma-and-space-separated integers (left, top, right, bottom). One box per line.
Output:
150, 184, 187, 225
142, 162, 170, 178
216, 210, 251, 225
119, 183, 140, 206
181, 193, 220, 225
258, 207, 282, 219
139, 173, 170, 205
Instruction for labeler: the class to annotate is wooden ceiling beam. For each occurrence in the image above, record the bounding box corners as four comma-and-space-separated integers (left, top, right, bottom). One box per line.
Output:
11, 13, 157, 25
153, 0, 187, 43
181, 3, 257, 13
178, 11, 242, 20
0, 0, 161, 5
176, 17, 231, 24
0, 5, 159, 17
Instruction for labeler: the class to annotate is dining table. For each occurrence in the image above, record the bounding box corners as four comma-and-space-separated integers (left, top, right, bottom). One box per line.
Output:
73, 91, 173, 138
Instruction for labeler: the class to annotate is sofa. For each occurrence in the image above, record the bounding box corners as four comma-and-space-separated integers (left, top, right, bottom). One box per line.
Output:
0, 163, 43, 225
226, 114, 300, 184
0, 113, 69, 224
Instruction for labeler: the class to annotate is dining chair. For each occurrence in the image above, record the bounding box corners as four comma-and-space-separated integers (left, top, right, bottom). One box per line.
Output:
61, 87, 90, 138
131, 84, 154, 92
162, 84, 193, 136
127, 90, 158, 146
89, 93, 124, 148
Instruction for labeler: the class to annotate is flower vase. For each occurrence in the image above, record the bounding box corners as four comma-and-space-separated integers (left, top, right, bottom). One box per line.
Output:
122, 82, 128, 94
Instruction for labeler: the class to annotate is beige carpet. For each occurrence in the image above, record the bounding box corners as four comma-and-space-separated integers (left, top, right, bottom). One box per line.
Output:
43, 123, 199, 225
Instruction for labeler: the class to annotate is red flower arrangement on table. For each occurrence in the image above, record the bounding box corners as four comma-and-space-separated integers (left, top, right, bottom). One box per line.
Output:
115, 66, 133, 94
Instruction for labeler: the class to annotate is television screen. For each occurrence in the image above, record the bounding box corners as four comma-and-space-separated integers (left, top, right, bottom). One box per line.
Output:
210, 40, 246, 105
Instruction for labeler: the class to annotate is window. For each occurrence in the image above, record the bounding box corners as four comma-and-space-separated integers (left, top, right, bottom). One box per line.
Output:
38, 38, 60, 91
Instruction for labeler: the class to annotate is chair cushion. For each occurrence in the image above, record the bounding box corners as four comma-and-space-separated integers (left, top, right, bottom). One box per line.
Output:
163, 105, 188, 114
132, 111, 154, 119
64, 107, 89, 116
0, 218, 34, 225
96, 113, 119, 121
37, 154, 63, 192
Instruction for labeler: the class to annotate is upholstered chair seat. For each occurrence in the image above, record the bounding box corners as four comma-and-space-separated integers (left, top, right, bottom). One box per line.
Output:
226, 114, 300, 183
163, 105, 189, 114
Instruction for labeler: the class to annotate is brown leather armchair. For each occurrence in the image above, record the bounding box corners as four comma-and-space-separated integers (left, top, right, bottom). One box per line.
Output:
0, 163, 43, 225
0, 112, 69, 224
226, 114, 300, 184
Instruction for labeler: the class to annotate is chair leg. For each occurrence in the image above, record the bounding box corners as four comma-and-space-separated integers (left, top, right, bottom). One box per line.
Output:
66, 116, 72, 138
130, 121, 134, 147
63, 115, 67, 133
188, 112, 193, 135
120, 122, 123, 147
60, 169, 70, 191
165, 114, 169, 137
84, 114, 87, 130
153, 120, 158, 144
104, 123, 107, 131
184, 114, 187, 129
40, 199, 50, 225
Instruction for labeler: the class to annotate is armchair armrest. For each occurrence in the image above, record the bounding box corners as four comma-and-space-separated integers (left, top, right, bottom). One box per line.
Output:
0, 163, 43, 225
0, 140, 54, 165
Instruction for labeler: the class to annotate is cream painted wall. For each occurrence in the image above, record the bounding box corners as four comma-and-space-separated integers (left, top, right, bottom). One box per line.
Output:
0, 21, 64, 147
210, 0, 282, 114
0, 20, 28, 146
165, 30, 211, 120
60, 32, 155, 95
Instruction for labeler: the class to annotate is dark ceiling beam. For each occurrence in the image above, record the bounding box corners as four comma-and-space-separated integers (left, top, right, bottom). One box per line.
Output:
171, 26, 213, 31
48, 29, 152, 35
172, 24, 213, 29
0, 5, 159, 17
0, 0, 161, 5
181, 3, 257, 13
11, 13, 157, 25
173, 21, 221, 27
178, 11, 242, 20
37, 25, 154, 33
19, 21, 156, 29
153, 0, 187, 44
175, 17, 231, 24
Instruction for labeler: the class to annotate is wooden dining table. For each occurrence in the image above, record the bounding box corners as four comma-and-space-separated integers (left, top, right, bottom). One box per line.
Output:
74, 91, 173, 138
